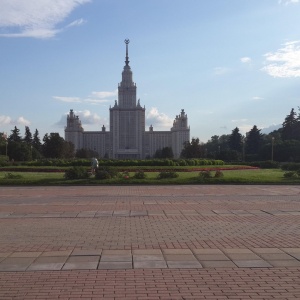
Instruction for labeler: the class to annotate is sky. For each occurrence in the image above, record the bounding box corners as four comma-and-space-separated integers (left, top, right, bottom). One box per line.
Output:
0, 0, 300, 143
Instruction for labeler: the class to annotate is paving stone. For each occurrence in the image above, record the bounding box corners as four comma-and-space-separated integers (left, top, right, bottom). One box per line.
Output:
134, 260, 167, 269
130, 211, 148, 216
98, 261, 132, 269
252, 248, 284, 254
0, 252, 12, 258
192, 249, 223, 255
27, 262, 64, 271
195, 254, 230, 261
40, 250, 72, 257
181, 210, 199, 215
233, 260, 273, 268
101, 255, 132, 262
102, 250, 132, 255
281, 248, 300, 254
9, 252, 42, 258
95, 211, 113, 216
0, 257, 35, 271
269, 260, 300, 267
225, 253, 261, 260
63, 261, 98, 270
164, 254, 197, 261
132, 249, 162, 255
223, 248, 255, 254
167, 261, 202, 268
162, 249, 193, 255
66, 255, 100, 262
147, 211, 164, 215
33, 256, 68, 263
133, 254, 164, 261
41, 213, 62, 218
201, 260, 236, 268
258, 253, 295, 260
71, 249, 102, 256
113, 210, 130, 216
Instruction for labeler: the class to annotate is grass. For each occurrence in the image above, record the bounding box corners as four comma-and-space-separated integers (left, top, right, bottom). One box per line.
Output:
0, 168, 299, 185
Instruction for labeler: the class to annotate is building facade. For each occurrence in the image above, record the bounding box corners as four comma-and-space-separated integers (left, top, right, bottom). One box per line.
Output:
65, 40, 190, 159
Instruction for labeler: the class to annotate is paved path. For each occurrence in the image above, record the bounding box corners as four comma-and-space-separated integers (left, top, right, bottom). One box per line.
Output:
0, 185, 300, 299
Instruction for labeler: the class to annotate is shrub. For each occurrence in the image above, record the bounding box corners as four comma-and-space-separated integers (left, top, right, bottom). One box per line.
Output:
214, 170, 224, 178
95, 167, 119, 180
64, 167, 90, 180
122, 171, 130, 179
250, 161, 279, 169
157, 171, 179, 179
4, 172, 23, 179
133, 170, 147, 179
199, 170, 212, 179
283, 171, 298, 179
95, 170, 111, 180
281, 163, 300, 171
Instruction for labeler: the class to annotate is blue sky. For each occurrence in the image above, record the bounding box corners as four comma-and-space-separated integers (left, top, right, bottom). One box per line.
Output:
1, 0, 300, 142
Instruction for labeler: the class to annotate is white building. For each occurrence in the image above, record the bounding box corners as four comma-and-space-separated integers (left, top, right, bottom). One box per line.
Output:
65, 40, 190, 159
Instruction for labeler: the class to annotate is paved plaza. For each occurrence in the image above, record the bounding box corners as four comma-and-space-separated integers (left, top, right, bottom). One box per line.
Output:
0, 185, 300, 299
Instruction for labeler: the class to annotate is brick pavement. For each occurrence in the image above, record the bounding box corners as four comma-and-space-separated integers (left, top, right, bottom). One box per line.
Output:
0, 185, 300, 299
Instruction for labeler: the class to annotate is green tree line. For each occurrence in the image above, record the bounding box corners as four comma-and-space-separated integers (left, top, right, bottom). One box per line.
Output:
0, 126, 74, 161
181, 107, 300, 162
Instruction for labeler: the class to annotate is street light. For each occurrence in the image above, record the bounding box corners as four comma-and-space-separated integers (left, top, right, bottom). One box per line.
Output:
271, 137, 275, 161
242, 138, 245, 162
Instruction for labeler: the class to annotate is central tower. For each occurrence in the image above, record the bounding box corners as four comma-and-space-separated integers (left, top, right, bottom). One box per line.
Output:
118, 39, 137, 108
109, 39, 146, 159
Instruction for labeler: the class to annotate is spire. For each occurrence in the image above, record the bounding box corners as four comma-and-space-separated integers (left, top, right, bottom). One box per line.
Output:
124, 39, 130, 66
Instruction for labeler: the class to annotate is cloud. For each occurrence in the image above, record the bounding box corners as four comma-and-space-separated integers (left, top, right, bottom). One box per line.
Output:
84, 99, 110, 105
261, 41, 300, 78
56, 109, 105, 126
0, 115, 12, 125
252, 96, 264, 101
240, 57, 252, 63
16, 116, 31, 126
239, 124, 256, 135
0, 115, 30, 126
0, 0, 90, 39
261, 124, 281, 134
231, 119, 248, 123
53, 96, 81, 103
76, 110, 102, 125
278, 0, 299, 5
90, 90, 117, 99
146, 107, 173, 129
53, 90, 116, 104
66, 18, 86, 28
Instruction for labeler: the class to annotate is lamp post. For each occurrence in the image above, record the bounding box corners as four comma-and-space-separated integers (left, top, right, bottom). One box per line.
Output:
271, 137, 275, 161
242, 138, 245, 162
5, 132, 8, 158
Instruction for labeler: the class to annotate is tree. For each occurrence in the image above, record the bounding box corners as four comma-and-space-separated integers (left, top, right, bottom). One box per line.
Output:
245, 125, 263, 155
282, 108, 298, 141
180, 138, 204, 158
76, 148, 99, 159
154, 147, 174, 159
32, 129, 42, 152
8, 142, 31, 161
23, 126, 32, 144
228, 127, 242, 152
8, 126, 21, 142
42, 133, 74, 158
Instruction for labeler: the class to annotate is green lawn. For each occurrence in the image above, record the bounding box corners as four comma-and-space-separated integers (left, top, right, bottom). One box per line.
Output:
0, 168, 299, 185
